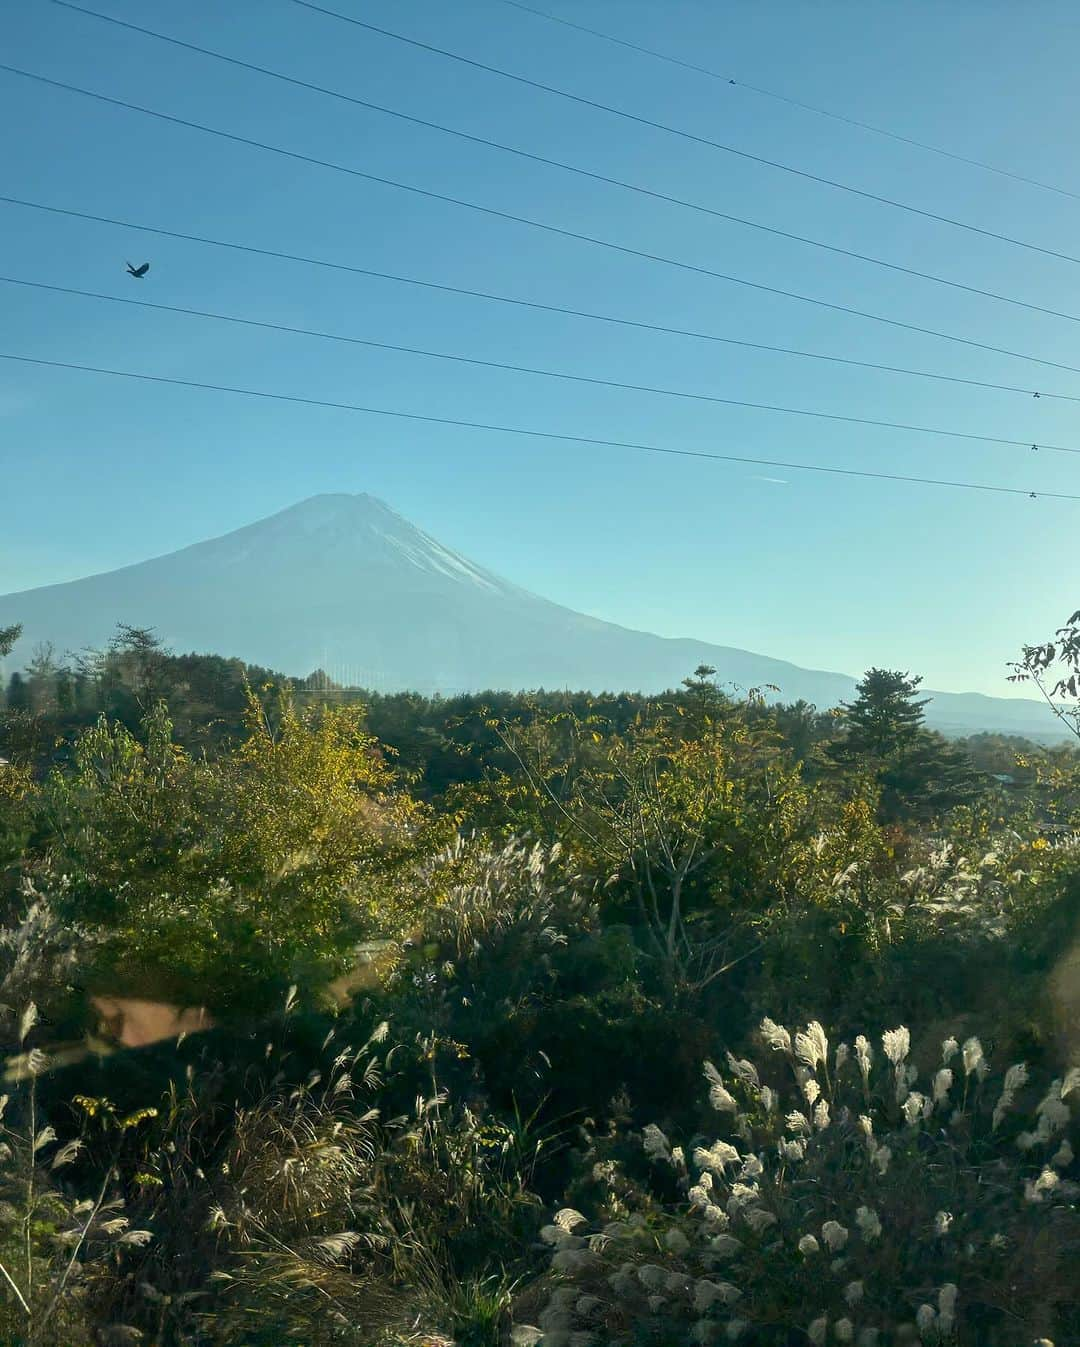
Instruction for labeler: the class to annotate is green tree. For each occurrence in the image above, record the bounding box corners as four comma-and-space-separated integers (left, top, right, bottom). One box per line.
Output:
836, 669, 929, 760
769, 698, 832, 768
679, 664, 730, 732
830, 669, 979, 824
0, 625, 20, 660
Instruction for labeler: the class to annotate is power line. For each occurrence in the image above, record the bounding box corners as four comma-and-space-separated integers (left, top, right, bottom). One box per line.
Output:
5, 274, 1075, 458
496, 0, 1080, 204
4, 193, 1079, 403
4, 79, 1080, 389
288, 0, 1080, 269
47, 1, 1080, 331
2, 351, 1073, 501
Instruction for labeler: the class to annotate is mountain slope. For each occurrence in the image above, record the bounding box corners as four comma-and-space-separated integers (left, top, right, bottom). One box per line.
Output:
0, 494, 1062, 739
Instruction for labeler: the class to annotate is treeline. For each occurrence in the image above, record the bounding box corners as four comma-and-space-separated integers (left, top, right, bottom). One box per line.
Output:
4, 623, 1076, 822
0, 623, 289, 759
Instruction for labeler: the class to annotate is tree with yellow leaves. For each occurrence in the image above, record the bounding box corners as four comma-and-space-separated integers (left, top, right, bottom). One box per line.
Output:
38, 686, 436, 1016
491, 691, 876, 995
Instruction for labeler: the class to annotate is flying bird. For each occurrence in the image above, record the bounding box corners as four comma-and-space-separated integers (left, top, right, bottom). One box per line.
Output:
125, 261, 150, 278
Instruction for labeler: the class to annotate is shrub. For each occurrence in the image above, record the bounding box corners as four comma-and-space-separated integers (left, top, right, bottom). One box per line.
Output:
375, 1084, 544, 1344
36, 694, 434, 1015
533, 1017, 1080, 1346
393, 838, 710, 1139
753, 830, 1080, 1042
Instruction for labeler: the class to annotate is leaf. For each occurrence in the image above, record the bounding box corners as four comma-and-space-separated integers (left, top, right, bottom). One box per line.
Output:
18, 1003, 37, 1046
73, 1095, 111, 1118
119, 1108, 159, 1130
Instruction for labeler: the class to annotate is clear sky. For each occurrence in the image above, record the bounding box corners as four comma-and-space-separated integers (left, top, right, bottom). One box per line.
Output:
3, 0, 1079, 696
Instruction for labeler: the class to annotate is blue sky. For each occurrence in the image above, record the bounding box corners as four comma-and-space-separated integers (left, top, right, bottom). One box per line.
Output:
2, 0, 1079, 696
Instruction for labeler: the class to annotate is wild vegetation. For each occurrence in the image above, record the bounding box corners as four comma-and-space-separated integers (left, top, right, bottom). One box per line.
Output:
0, 615, 1077, 1345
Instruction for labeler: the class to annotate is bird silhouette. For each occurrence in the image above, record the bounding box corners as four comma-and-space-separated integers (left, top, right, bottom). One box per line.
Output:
125, 261, 150, 278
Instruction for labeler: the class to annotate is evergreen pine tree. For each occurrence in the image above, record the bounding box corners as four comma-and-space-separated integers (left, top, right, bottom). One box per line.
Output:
836, 669, 929, 760
0, 624, 20, 660
830, 669, 979, 822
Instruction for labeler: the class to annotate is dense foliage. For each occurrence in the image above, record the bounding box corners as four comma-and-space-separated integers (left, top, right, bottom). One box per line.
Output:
537, 1021, 1080, 1345
0, 621, 1077, 1344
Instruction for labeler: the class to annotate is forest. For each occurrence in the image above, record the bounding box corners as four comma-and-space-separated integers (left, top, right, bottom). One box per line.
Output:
0, 615, 1077, 1346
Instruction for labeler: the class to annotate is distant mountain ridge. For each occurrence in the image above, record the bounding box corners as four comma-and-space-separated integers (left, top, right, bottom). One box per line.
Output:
0, 493, 1065, 740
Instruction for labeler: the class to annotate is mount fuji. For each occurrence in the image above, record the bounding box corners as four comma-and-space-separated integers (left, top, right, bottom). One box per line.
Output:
0, 494, 1062, 739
